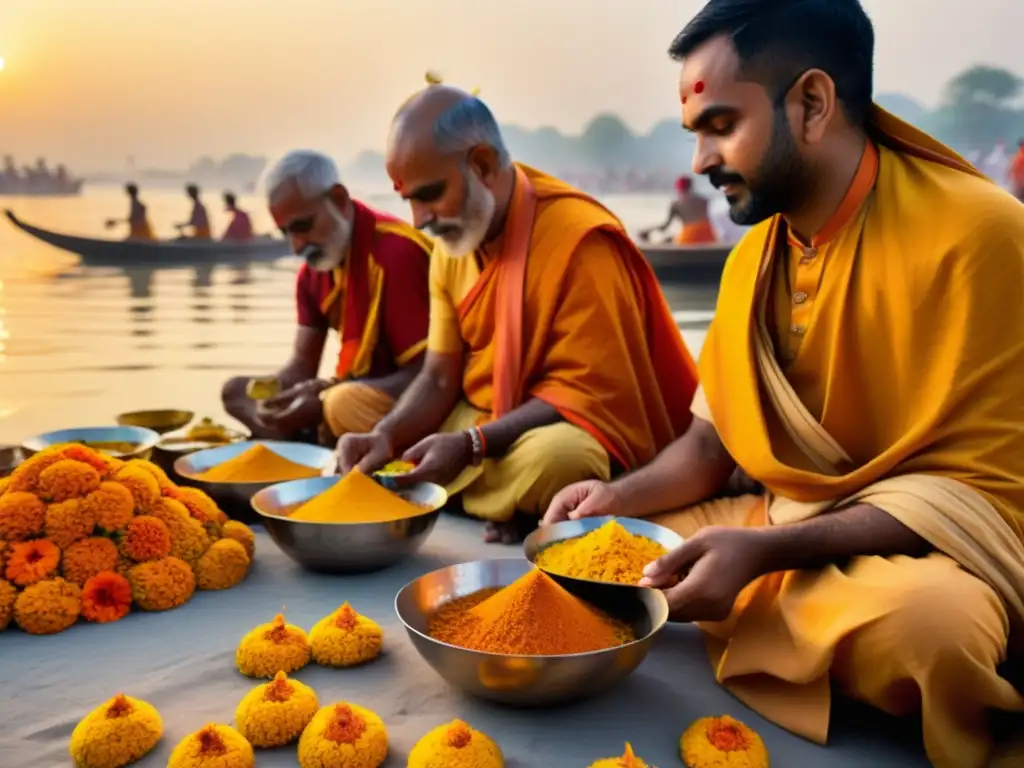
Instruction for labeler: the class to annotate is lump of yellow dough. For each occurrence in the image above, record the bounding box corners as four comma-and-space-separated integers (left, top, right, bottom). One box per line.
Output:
235, 670, 318, 748
69, 693, 163, 768
168, 723, 254, 768
236, 613, 311, 678
680, 716, 769, 768
588, 742, 650, 768
310, 602, 383, 668
298, 702, 388, 768
408, 719, 503, 768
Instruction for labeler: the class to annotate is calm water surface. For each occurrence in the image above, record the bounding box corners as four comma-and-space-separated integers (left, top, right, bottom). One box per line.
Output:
0, 186, 716, 443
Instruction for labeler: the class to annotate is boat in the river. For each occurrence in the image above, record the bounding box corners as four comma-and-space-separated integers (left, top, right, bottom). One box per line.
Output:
4, 209, 291, 267
0, 179, 83, 197
640, 242, 733, 286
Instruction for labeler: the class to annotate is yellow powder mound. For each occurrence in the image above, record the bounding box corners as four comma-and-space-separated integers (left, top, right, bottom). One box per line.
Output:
195, 444, 321, 483
535, 520, 668, 585
289, 470, 429, 523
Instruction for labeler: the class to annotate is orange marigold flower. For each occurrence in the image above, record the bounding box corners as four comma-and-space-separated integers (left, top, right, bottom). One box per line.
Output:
150, 497, 211, 562
0, 476, 11, 496
58, 444, 114, 476
221, 521, 256, 560
44, 498, 95, 549
6, 448, 65, 493
168, 723, 254, 768
121, 516, 172, 562
113, 465, 160, 512
82, 481, 136, 532
5, 538, 61, 587
129, 556, 195, 611
194, 538, 250, 591
36, 459, 102, 502
0, 579, 16, 631
170, 486, 225, 525
298, 703, 388, 768
62, 536, 120, 586
0, 491, 46, 540
81, 571, 133, 623
122, 458, 176, 493
14, 577, 82, 635
680, 715, 769, 768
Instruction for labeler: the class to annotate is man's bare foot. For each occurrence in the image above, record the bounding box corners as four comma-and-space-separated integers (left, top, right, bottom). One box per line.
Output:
482, 513, 538, 545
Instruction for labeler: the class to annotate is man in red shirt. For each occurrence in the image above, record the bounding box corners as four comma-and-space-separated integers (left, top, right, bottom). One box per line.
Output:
221, 150, 432, 442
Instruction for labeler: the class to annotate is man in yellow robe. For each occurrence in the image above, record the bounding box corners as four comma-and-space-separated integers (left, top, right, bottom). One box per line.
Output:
544, 1, 1024, 766
337, 84, 700, 543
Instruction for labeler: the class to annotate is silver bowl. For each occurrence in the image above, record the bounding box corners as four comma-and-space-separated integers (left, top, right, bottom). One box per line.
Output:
22, 425, 161, 461
173, 440, 335, 510
251, 475, 447, 574
395, 558, 669, 707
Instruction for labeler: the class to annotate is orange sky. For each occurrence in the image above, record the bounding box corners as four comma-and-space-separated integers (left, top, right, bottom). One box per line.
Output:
1, 0, 1021, 170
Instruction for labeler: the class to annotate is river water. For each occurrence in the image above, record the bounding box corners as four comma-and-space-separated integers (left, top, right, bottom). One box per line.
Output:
0, 185, 717, 444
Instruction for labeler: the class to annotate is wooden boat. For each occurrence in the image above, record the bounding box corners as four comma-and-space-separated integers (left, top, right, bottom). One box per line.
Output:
4, 209, 290, 267
640, 242, 733, 286
0, 179, 83, 197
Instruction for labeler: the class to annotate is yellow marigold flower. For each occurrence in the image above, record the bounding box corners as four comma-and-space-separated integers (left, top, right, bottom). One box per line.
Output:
170, 486, 226, 525
220, 520, 255, 559
6, 447, 65, 493
298, 702, 388, 768
128, 556, 195, 611
0, 490, 46, 540
408, 719, 504, 768
82, 482, 136, 532
14, 577, 82, 634
69, 693, 162, 768
310, 603, 383, 668
6, 538, 62, 586
62, 537, 121, 586
150, 497, 211, 561
113, 465, 160, 512
0, 579, 16, 631
121, 515, 172, 561
45, 498, 96, 549
236, 613, 311, 678
235, 670, 318, 748
168, 723, 254, 768
123, 458, 175, 493
588, 742, 649, 768
680, 715, 769, 768
195, 538, 250, 590
36, 459, 102, 502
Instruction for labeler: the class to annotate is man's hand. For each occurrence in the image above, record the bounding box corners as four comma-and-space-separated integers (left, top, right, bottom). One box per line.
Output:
542, 480, 628, 525
393, 433, 472, 488
253, 380, 328, 438
639, 526, 769, 623
336, 432, 393, 475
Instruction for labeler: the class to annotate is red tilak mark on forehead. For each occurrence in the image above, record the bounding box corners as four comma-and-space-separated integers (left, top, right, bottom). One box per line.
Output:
693, 81, 705, 94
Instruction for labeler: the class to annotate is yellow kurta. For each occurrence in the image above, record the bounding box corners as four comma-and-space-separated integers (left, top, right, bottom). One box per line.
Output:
651, 107, 1024, 768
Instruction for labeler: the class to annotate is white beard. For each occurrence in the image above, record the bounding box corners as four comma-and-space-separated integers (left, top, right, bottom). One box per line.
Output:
429, 169, 496, 259
307, 201, 352, 271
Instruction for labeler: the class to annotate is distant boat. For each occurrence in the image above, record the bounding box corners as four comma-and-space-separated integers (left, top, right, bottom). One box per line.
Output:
4, 209, 290, 267
640, 242, 733, 286
0, 178, 83, 197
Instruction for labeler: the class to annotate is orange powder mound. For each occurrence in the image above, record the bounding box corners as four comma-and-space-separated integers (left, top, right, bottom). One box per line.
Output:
195, 444, 321, 483
288, 470, 428, 523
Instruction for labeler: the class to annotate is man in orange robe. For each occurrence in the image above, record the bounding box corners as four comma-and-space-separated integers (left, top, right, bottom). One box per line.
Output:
221, 191, 255, 242
337, 84, 699, 543
1010, 138, 1024, 201
640, 175, 718, 244
221, 150, 431, 443
545, 1, 1024, 766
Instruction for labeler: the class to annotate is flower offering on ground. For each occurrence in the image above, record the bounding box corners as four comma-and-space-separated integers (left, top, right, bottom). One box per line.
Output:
534, 520, 668, 585
309, 602, 383, 668
588, 742, 650, 768
69, 693, 162, 768
680, 715, 769, 768
297, 702, 388, 768
235, 670, 318, 748
236, 612, 311, 677
0, 443, 255, 635
168, 723, 254, 768
408, 719, 504, 768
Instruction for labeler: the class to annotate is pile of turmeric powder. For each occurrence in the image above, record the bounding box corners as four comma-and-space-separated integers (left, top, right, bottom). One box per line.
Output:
427, 568, 634, 655
288, 470, 431, 523
195, 444, 321, 483
534, 520, 668, 585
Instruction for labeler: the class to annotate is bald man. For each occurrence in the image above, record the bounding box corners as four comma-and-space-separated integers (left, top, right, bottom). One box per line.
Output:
639, 175, 718, 244
336, 85, 700, 543
221, 150, 432, 443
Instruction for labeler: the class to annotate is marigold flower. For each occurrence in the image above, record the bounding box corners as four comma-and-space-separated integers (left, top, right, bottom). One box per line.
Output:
680, 715, 769, 768
587, 742, 649, 768
0, 476, 11, 496
58, 444, 114, 476
81, 571, 133, 623
150, 497, 211, 561
168, 723, 254, 768
235, 670, 318, 748
121, 515, 172, 561
5, 538, 62, 586
194, 538, 250, 590
170, 486, 226, 525
236, 613, 311, 678
310, 603, 384, 668
0, 579, 16, 631
297, 703, 388, 768
69, 693, 162, 768
128, 556, 195, 611
82, 482, 136, 532
14, 577, 82, 634
62, 537, 121, 586
123, 458, 176, 493
112, 465, 160, 512
36, 459, 102, 502
6, 447, 65, 493
0, 490, 46, 540
220, 520, 255, 559
408, 719, 504, 768
45, 498, 96, 549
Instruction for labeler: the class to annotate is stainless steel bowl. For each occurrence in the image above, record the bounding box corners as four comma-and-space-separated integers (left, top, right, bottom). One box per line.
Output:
21, 425, 161, 461
116, 409, 195, 435
251, 475, 447, 574
395, 558, 669, 707
0, 445, 26, 477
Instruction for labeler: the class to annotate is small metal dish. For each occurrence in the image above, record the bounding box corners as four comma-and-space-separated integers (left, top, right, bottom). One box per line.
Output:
22, 426, 162, 461
116, 409, 195, 435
